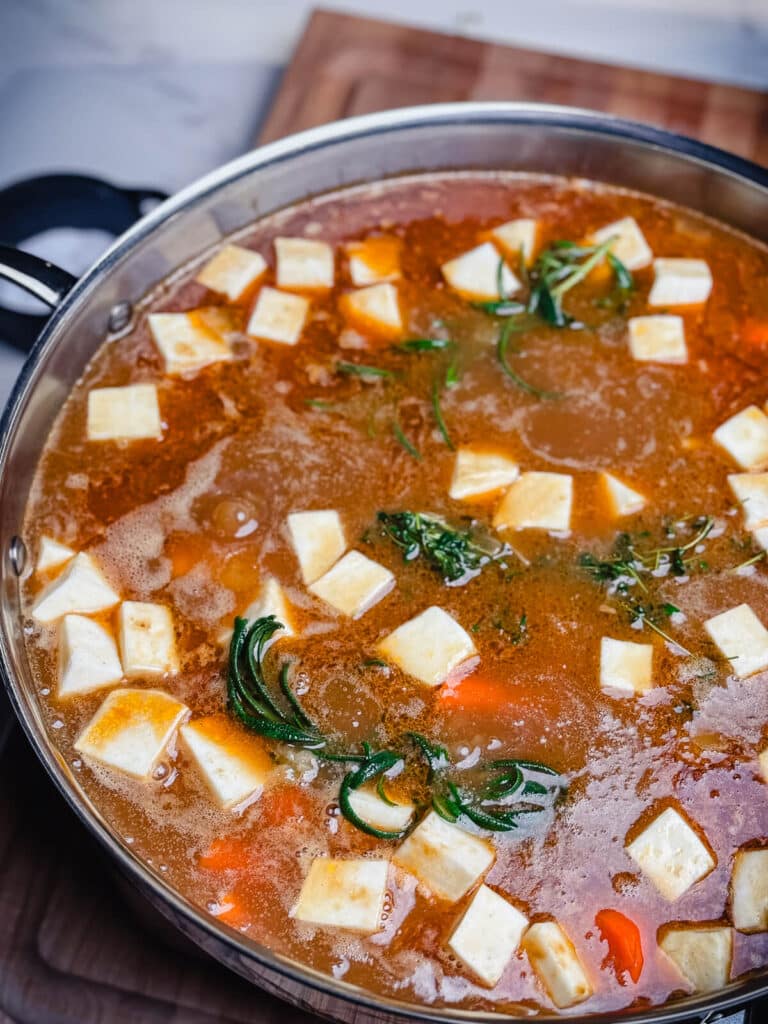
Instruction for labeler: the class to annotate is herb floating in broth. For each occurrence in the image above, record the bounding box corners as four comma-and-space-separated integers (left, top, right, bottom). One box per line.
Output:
336, 360, 396, 381
430, 378, 454, 449
377, 511, 504, 584
395, 337, 455, 352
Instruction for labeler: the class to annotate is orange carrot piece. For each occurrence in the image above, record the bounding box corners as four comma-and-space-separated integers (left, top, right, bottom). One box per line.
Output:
743, 319, 768, 347
198, 836, 252, 873
258, 785, 314, 828
213, 889, 250, 928
439, 673, 513, 713
596, 908, 644, 984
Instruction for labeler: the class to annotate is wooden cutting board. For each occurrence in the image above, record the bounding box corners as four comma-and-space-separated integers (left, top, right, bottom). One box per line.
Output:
259, 8, 768, 166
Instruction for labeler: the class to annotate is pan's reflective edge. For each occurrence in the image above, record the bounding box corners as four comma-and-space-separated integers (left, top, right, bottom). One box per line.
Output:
1, 102, 767, 1024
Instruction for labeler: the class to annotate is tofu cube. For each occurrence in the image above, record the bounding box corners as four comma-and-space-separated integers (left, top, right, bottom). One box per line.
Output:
628, 315, 687, 364
243, 577, 295, 637
58, 614, 123, 698
490, 219, 538, 265
448, 884, 529, 987
346, 236, 401, 286
521, 921, 594, 1009
32, 552, 120, 623
659, 925, 732, 993
339, 283, 403, 338
309, 550, 395, 618
441, 242, 520, 301
393, 811, 494, 902
704, 603, 768, 679
74, 687, 189, 780
600, 637, 654, 697
493, 472, 573, 532
731, 848, 768, 932
449, 447, 519, 501
377, 606, 476, 688
714, 406, 768, 471
648, 258, 713, 307
601, 472, 646, 518
293, 857, 388, 934
148, 312, 232, 375
247, 286, 309, 345
728, 473, 768, 530
287, 509, 346, 585
87, 384, 162, 441
181, 714, 272, 809
275, 237, 334, 291
36, 536, 75, 574
195, 244, 267, 301
626, 806, 715, 900
118, 601, 178, 677
346, 787, 415, 833
591, 216, 653, 271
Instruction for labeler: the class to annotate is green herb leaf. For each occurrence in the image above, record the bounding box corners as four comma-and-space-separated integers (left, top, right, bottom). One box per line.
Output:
431, 378, 454, 450
377, 510, 498, 584
337, 360, 395, 380
395, 337, 454, 352
392, 416, 421, 461
497, 317, 561, 399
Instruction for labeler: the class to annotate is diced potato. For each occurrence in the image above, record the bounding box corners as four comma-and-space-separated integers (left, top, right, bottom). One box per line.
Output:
728, 473, 768, 530
627, 315, 687, 364
448, 884, 529, 987
449, 447, 519, 501
246, 286, 310, 345
731, 847, 768, 932
346, 236, 401, 286
32, 552, 120, 623
600, 637, 654, 697
118, 601, 178, 677
309, 549, 395, 619
195, 244, 267, 301
87, 384, 162, 442
275, 237, 334, 291
648, 258, 713, 307
522, 921, 594, 1009
600, 472, 646, 518
626, 806, 715, 900
346, 787, 415, 833
293, 857, 388, 934
58, 614, 123, 698
704, 603, 768, 679
659, 925, 733, 993
393, 811, 494, 902
441, 242, 520, 301
37, 536, 75, 573
180, 714, 272, 809
74, 687, 189, 780
493, 472, 573, 532
591, 216, 653, 271
377, 606, 476, 688
287, 509, 346, 585
339, 282, 403, 338
714, 405, 768, 471
148, 312, 232, 375
490, 219, 539, 265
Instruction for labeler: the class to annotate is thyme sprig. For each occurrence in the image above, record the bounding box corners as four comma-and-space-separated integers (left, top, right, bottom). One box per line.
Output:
377, 510, 503, 584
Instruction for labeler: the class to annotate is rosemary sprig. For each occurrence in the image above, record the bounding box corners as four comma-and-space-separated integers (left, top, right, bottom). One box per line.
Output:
431, 378, 454, 449
392, 415, 421, 460
377, 510, 500, 584
337, 360, 395, 380
395, 338, 454, 352
497, 317, 561, 400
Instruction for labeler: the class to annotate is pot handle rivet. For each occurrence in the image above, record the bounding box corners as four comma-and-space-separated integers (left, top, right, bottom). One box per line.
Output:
108, 301, 133, 333
8, 536, 27, 577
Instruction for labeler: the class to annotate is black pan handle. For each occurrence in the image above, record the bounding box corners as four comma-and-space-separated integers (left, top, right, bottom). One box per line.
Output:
0, 173, 169, 352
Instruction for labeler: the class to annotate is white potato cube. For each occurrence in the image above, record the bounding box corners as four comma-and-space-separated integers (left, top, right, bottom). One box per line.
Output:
714, 406, 768, 471
275, 237, 334, 291
87, 384, 162, 442
393, 811, 494, 902
148, 312, 232, 375
704, 603, 768, 679
490, 219, 538, 265
628, 315, 687, 364
293, 857, 388, 934
659, 925, 732, 993
731, 848, 768, 932
340, 282, 403, 337
377, 606, 476, 688
309, 550, 395, 619
181, 714, 272, 809
592, 216, 653, 271
448, 884, 529, 987
493, 472, 573, 532
32, 552, 120, 623
346, 787, 414, 833
441, 242, 520, 301
287, 510, 346, 585
195, 244, 267, 301
346, 236, 401, 286
728, 473, 768, 530
648, 258, 713, 307
37, 536, 75, 574
626, 806, 715, 900
522, 921, 594, 1009
449, 447, 519, 501
74, 687, 189, 780
600, 637, 654, 697
601, 472, 646, 518
247, 286, 309, 345
58, 614, 123, 698
118, 601, 178, 677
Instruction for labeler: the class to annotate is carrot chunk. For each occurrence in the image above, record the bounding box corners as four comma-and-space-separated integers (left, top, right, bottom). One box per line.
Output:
198, 836, 252, 873
439, 673, 513, 713
213, 889, 250, 928
743, 319, 768, 347
258, 785, 315, 828
596, 908, 644, 984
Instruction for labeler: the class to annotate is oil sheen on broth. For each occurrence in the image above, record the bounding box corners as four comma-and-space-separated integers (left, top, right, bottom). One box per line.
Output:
20, 172, 768, 1016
